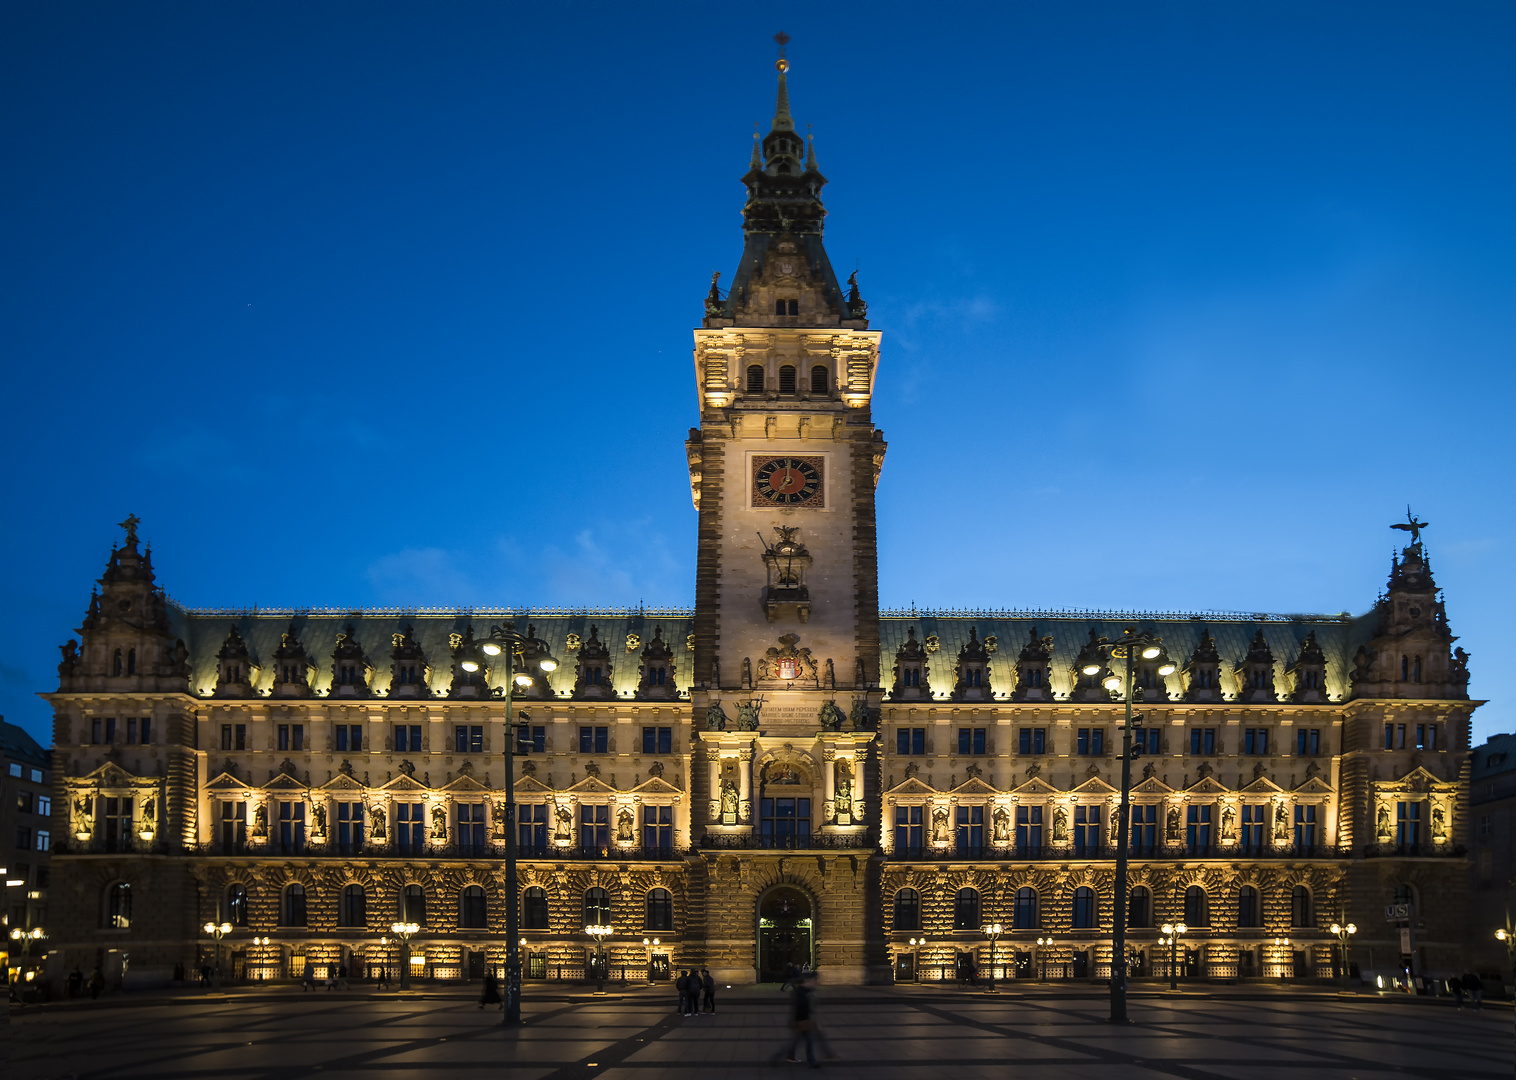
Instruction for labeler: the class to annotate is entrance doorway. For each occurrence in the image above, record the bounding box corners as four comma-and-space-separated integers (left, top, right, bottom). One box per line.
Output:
758, 886, 813, 981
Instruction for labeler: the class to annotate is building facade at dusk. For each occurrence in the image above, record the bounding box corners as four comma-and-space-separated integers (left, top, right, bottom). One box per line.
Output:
40, 57, 1480, 991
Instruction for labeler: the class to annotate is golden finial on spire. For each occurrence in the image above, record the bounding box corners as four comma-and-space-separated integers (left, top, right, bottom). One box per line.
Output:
775, 30, 790, 72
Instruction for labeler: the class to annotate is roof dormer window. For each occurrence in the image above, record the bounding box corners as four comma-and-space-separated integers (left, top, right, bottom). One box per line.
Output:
775, 298, 798, 316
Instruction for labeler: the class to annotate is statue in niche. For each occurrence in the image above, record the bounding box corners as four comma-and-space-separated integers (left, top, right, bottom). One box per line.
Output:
616, 807, 635, 842
73, 795, 94, 836
312, 802, 327, 834
139, 799, 155, 833
818, 700, 845, 731
1166, 807, 1181, 842
824, 659, 835, 689
720, 779, 739, 818
430, 802, 447, 839
1052, 806, 1069, 842
834, 759, 854, 815
992, 807, 1010, 843
704, 700, 728, 731
1273, 803, 1290, 841
1432, 805, 1446, 838
553, 802, 573, 841
931, 807, 951, 844
1376, 803, 1392, 838
252, 801, 268, 837
370, 804, 387, 839
736, 700, 760, 731
849, 697, 873, 731
1221, 805, 1237, 840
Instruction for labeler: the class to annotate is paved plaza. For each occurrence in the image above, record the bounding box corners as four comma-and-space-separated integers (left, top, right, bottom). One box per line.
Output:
3, 984, 1510, 1080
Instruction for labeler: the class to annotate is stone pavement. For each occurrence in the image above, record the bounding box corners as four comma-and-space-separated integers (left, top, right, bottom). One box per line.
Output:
3, 983, 1510, 1080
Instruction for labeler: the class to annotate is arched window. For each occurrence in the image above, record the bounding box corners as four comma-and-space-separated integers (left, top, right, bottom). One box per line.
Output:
893, 888, 921, 931
1291, 885, 1312, 928
810, 365, 828, 393
1127, 886, 1151, 928
225, 884, 248, 927
953, 887, 980, 931
340, 884, 366, 928
646, 888, 673, 931
106, 882, 131, 929
460, 885, 487, 929
1014, 887, 1038, 929
523, 886, 549, 930
778, 365, 797, 393
1183, 885, 1209, 927
1238, 886, 1261, 928
113, 649, 123, 676
1392, 883, 1418, 907
283, 884, 308, 927
584, 887, 610, 927
1072, 886, 1097, 929
401, 884, 426, 926
127, 648, 136, 675
746, 365, 765, 393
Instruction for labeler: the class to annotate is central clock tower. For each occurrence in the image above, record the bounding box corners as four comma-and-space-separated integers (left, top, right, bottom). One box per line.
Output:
685, 51, 885, 729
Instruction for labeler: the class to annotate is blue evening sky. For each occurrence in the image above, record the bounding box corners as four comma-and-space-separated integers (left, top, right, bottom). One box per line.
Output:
2, 2, 1512, 745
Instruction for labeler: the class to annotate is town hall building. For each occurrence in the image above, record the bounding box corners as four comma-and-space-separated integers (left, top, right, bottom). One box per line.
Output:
37, 51, 1478, 992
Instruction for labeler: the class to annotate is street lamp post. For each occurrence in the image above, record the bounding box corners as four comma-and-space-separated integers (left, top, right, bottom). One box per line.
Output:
908, 936, 927, 982
984, 923, 1003, 993
586, 924, 613, 994
391, 922, 419, 990
249, 936, 270, 981
1329, 922, 1357, 988
8, 927, 45, 990
642, 937, 660, 984
1273, 936, 1291, 983
1083, 628, 1175, 1023
1036, 936, 1053, 982
465, 625, 558, 1026
201, 920, 232, 983
1160, 923, 1188, 991
1495, 918, 1515, 1043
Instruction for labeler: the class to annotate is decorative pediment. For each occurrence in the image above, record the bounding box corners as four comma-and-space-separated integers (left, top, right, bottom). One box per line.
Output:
513, 775, 554, 795
441, 773, 491, 794
631, 776, 684, 795
1010, 776, 1061, 797
1293, 775, 1335, 795
379, 773, 430, 795
1381, 765, 1456, 794
263, 772, 308, 792
1069, 775, 1119, 795
566, 775, 619, 795
1186, 776, 1231, 796
82, 760, 139, 786
319, 773, 367, 793
206, 771, 249, 792
948, 776, 999, 796
885, 777, 937, 797
1240, 775, 1285, 794
1131, 776, 1176, 796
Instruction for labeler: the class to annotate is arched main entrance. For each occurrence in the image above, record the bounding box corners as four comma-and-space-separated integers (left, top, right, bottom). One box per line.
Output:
757, 886, 814, 982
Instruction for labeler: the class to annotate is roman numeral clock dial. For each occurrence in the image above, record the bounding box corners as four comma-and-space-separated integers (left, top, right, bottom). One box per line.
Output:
752, 456, 824, 507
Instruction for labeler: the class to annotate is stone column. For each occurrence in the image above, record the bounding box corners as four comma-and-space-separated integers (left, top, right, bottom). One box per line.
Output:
739, 746, 753, 824
707, 749, 721, 822
823, 747, 836, 823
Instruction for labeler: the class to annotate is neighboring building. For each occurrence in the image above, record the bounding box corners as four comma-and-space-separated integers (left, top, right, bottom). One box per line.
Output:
40, 52, 1480, 991
2, 718, 53, 964
1469, 732, 1516, 980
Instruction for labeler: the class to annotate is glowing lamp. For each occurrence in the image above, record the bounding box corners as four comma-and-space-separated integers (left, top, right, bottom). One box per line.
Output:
460, 659, 480, 673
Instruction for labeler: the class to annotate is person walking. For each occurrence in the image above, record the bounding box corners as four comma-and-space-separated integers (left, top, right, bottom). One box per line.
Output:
479, 970, 502, 1010
376, 964, 391, 990
675, 969, 689, 1015
67, 966, 83, 998
1450, 975, 1466, 1008
337, 962, 349, 990
701, 968, 716, 1014
87, 967, 103, 1000
301, 962, 317, 992
781, 971, 817, 1066
1462, 971, 1483, 1009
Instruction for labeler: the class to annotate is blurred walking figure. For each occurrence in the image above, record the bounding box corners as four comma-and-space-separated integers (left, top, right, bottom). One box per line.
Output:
1462, 972, 1483, 1009
376, 964, 391, 990
479, 970, 501, 1009
701, 968, 716, 1013
779, 970, 818, 1066
301, 962, 317, 991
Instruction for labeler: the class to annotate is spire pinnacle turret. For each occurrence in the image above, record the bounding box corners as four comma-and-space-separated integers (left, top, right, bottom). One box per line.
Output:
773, 32, 795, 133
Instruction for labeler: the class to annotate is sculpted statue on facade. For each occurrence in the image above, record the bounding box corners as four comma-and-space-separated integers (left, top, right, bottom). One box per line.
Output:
931, 807, 950, 844
553, 802, 573, 841
1166, 808, 1181, 842
617, 807, 635, 842
370, 804, 387, 839
431, 803, 447, 839
1376, 803, 1392, 838
992, 807, 1010, 843
736, 700, 760, 731
704, 700, 728, 731
818, 700, 846, 731
1052, 806, 1069, 843
720, 779, 739, 818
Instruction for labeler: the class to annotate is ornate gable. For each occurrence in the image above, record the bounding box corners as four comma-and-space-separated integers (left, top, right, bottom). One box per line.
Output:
318, 773, 366, 793
884, 777, 936, 797
512, 775, 554, 795
1240, 775, 1285, 795
1069, 775, 1119, 795
379, 773, 430, 795
631, 776, 684, 796
947, 776, 998, 796
1131, 775, 1176, 796
441, 773, 492, 794
205, 770, 248, 792
1010, 776, 1061, 797
1186, 775, 1232, 796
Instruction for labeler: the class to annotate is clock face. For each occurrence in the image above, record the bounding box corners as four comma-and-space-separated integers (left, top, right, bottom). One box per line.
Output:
752, 455, 824, 508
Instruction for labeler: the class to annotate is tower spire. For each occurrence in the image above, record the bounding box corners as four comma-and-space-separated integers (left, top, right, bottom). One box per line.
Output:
773, 31, 794, 132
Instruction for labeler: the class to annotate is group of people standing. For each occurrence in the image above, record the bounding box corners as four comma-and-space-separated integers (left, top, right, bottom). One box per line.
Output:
676, 968, 716, 1015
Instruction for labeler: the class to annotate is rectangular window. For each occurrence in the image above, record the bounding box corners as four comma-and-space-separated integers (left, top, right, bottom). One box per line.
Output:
140, 717, 151, 744
955, 805, 984, 855
221, 724, 233, 751
278, 800, 306, 854
1077, 728, 1106, 756
1189, 728, 1216, 755
642, 727, 673, 755
278, 724, 289, 751
894, 805, 923, 854
1131, 726, 1155, 755
336, 725, 349, 752
1297, 729, 1320, 756
17, 790, 32, 813
1293, 804, 1317, 850
105, 717, 117, 743
91, 719, 102, 745
759, 797, 811, 849
1130, 804, 1157, 853
957, 728, 987, 755
581, 804, 610, 854
15, 826, 31, 850
518, 803, 548, 854
1244, 728, 1269, 755
456, 803, 486, 854
395, 724, 422, 753
1186, 804, 1212, 853
36, 795, 50, 817
1018, 728, 1046, 755
396, 802, 425, 853
643, 805, 673, 854
234, 724, 246, 750
1074, 805, 1100, 853
35, 829, 50, 852
897, 728, 926, 755
531, 725, 547, 753
1016, 805, 1043, 853
455, 725, 483, 753
1241, 804, 1265, 850
126, 717, 137, 743
1415, 724, 1434, 751
292, 724, 304, 751
579, 726, 609, 754
102, 796, 133, 852
220, 801, 247, 853
337, 802, 365, 854
1396, 801, 1421, 848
